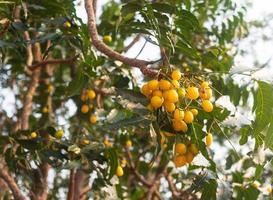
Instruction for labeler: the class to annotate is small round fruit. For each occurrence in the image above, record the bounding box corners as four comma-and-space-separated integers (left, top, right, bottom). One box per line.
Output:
141, 84, 152, 97
171, 69, 182, 80
87, 89, 96, 100
31, 132, 37, 139
103, 35, 112, 43
173, 109, 184, 120
152, 90, 163, 97
81, 104, 89, 113
148, 80, 159, 91
104, 139, 112, 148
159, 79, 171, 90
63, 21, 71, 28
199, 87, 212, 100
150, 96, 163, 109
116, 166, 124, 177
175, 143, 187, 154
164, 102, 175, 112
189, 144, 198, 155
121, 158, 127, 167
187, 86, 199, 100
174, 155, 187, 167
178, 88, 186, 98
165, 89, 178, 103
126, 140, 132, 148
42, 107, 48, 113
206, 133, 213, 147
90, 114, 97, 124
172, 120, 188, 132
190, 108, 198, 116
184, 111, 194, 124
201, 81, 209, 88
202, 100, 213, 112
82, 139, 90, 145
55, 129, 64, 139
171, 80, 180, 89
47, 84, 54, 93
185, 152, 194, 163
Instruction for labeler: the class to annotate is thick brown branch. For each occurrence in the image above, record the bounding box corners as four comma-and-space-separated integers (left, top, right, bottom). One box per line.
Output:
84, 0, 158, 77
67, 169, 75, 200
0, 165, 26, 200
28, 55, 79, 70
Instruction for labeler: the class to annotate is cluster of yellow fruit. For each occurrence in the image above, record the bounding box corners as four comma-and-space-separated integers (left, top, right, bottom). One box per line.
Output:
174, 142, 198, 167
80, 89, 97, 124
141, 69, 214, 134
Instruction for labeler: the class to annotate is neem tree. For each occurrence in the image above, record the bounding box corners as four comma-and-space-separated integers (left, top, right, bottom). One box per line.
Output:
0, 0, 273, 199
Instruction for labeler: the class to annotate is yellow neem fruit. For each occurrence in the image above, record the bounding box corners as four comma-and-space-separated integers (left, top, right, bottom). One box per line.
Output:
178, 88, 186, 98
186, 86, 199, 100
173, 109, 184, 120
90, 114, 97, 124
103, 35, 112, 43
116, 166, 124, 177
141, 84, 152, 97
164, 102, 175, 112
185, 152, 194, 163
159, 79, 171, 90
31, 132, 37, 139
87, 89, 96, 100
171, 80, 180, 89
201, 81, 209, 88
103, 139, 112, 148
55, 129, 64, 139
126, 140, 132, 148
172, 120, 188, 132
174, 155, 187, 167
190, 108, 198, 116
81, 104, 89, 113
47, 84, 54, 93
175, 143, 187, 154
206, 133, 213, 147
42, 107, 48, 113
171, 69, 182, 80
267, 185, 272, 193
64, 21, 71, 28
184, 111, 194, 124
152, 90, 163, 97
82, 139, 90, 145
199, 87, 212, 100
150, 96, 163, 109
202, 100, 213, 112
148, 80, 159, 91
189, 144, 198, 155
165, 89, 178, 103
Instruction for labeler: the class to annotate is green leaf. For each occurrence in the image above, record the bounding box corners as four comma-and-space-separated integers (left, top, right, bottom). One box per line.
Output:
253, 81, 273, 144
66, 66, 88, 98
121, 2, 142, 17
106, 148, 118, 180
150, 3, 175, 14
107, 116, 151, 130
265, 116, 273, 150
116, 89, 149, 105
201, 179, 217, 200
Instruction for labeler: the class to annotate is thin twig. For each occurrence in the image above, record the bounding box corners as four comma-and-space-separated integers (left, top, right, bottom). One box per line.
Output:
124, 34, 141, 52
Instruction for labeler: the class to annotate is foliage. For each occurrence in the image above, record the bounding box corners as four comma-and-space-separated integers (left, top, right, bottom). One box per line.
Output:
0, 0, 273, 199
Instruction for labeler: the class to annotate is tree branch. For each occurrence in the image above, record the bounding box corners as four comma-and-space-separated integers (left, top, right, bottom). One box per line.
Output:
126, 149, 152, 187
124, 34, 141, 52
28, 55, 79, 70
0, 164, 26, 200
84, 0, 159, 77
